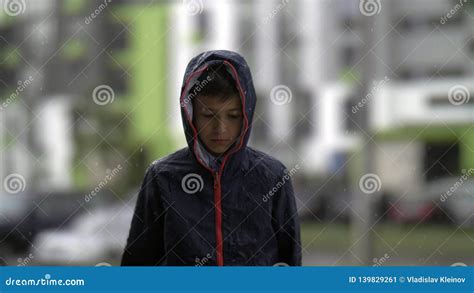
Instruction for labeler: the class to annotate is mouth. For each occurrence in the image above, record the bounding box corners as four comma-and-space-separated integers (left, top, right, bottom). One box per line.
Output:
210, 139, 230, 145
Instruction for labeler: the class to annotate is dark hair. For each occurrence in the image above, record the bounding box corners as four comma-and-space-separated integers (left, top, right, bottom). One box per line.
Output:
190, 64, 239, 100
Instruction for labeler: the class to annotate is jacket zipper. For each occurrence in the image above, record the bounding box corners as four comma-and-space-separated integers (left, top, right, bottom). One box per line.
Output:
213, 171, 224, 266
181, 61, 249, 266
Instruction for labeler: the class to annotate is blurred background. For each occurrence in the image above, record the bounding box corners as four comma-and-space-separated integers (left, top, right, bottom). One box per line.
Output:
0, 0, 473, 266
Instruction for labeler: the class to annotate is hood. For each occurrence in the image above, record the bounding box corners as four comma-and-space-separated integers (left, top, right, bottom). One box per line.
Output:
180, 50, 257, 173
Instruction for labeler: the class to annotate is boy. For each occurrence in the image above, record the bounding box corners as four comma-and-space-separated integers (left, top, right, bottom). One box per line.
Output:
121, 50, 301, 266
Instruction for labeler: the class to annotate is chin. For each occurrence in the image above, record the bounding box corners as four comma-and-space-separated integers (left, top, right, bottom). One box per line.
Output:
212, 148, 226, 155
210, 146, 230, 156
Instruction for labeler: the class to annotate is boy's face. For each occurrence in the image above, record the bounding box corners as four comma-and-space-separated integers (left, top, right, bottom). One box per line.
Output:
193, 94, 243, 157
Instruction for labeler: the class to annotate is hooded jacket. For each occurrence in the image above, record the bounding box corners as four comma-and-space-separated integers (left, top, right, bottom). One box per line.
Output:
121, 50, 302, 266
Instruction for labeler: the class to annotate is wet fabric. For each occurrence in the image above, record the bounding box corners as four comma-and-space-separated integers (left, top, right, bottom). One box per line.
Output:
121, 50, 301, 266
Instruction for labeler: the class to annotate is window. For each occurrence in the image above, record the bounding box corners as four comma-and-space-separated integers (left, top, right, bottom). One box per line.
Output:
293, 89, 314, 142
423, 142, 460, 181
343, 96, 360, 133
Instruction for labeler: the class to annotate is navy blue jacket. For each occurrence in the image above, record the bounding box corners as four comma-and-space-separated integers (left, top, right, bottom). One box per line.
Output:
121, 50, 301, 266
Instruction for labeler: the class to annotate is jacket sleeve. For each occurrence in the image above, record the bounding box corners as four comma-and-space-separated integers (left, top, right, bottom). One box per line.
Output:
271, 164, 302, 266
121, 165, 166, 266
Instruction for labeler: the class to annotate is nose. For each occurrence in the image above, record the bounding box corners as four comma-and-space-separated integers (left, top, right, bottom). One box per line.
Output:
214, 118, 226, 134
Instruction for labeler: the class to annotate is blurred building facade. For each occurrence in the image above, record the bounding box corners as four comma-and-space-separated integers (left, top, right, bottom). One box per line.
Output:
1, 0, 176, 193
171, 0, 474, 198
1, 0, 473, 199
